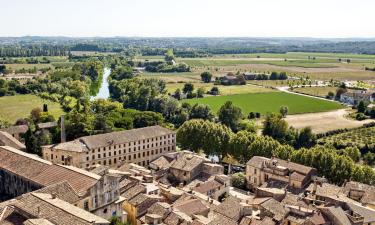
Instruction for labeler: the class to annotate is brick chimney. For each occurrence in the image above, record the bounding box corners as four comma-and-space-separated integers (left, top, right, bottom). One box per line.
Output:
60, 115, 66, 143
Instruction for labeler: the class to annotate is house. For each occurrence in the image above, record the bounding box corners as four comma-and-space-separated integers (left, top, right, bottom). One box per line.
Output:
0, 191, 110, 225
123, 194, 161, 225
42, 126, 176, 169
340, 90, 375, 105
0, 131, 26, 149
0, 124, 28, 141
168, 151, 224, 184
246, 156, 317, 190
186, 174, 230, 201
0, 146, 126, 222
218, 74, 246, 85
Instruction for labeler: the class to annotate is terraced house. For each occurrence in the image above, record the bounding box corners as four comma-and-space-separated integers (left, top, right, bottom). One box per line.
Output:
42, 126, 176, 169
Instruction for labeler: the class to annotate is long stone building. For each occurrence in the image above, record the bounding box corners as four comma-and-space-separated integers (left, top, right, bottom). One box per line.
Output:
0, 146, 126, 222
42, 126, 176, 169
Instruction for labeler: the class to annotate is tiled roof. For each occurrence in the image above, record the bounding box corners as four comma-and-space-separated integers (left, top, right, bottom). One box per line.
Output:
13, 193, 109, 225
207, 213, 238, 225
23, 218, 55, 225
48, 126, 174, 152
150, 156, 172, 170
80, 125, 174, 150
34, 181, 81, 204
247, 156, 315, 175
0, 146, 99, 195
121, 184, 146, 200
347, 203, 375, 224
170, 153, 207, 172
0, 131, 25, 149
249, 217, 275, 225
260, 198, 290, 222
174, 199, 209, 217
320, 206, 351, 225
32, 165, 99, 194
344, 181, 375, 204
192, 180, 222, 194
214, 196, 242, 221
148, 202, 171, 218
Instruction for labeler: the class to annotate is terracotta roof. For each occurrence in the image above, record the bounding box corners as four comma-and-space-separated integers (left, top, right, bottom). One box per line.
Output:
247, 156, 315, 175
0, 146, 99, 195
174, 199, 209, 217
34, 181, 81, 204
121, 184, 146, 200
214, 196, 242, 221
23, 218, 55, 225
32, 165, 99, 194
306, 212, 329, 225
249, 217, 275, 225
13, 193, 109, 225
347, 202, 375, 224
148, 202, 171, 218
320, 206, 351, 225
208, 213, 238, 225
192, 180, 222, 194
260, 198, 290, 222
343, 181, 375, 204
170, 153, 207, 172
80, 125, 174, 150
150, 156, 173, 170
49, 140, 89, 152
0, 131, 26, 149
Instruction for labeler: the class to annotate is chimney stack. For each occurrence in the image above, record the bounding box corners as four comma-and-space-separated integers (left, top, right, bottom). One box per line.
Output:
60, 115, 66, 143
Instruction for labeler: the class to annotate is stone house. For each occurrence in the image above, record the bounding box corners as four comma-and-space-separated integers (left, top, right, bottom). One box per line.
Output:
246, 156, 317, 190
340, 90, 375, 105
0, 146, 126, 222
42, 126, 176, 169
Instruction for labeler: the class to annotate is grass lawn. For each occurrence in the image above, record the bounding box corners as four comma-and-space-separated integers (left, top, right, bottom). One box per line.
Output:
0, 95, 64, 123
293, 86, 338, 98
182, 92, 344, 115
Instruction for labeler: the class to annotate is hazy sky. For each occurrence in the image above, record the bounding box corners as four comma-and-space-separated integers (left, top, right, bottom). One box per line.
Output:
2, 0, 375, 37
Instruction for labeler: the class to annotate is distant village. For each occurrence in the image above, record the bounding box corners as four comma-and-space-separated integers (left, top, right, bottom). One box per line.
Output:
1, 124, 375, 225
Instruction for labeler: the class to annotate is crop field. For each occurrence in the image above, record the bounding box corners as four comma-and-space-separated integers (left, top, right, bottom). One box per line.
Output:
182, 92, 344, 115
293, 86, 338, 98
166, 83, 274, 95
4, 63, 54, 70
0, 95, 64, 123
318, 125, 375, 149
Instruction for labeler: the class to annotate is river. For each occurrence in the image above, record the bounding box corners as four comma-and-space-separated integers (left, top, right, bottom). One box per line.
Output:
91, 67, 111, 100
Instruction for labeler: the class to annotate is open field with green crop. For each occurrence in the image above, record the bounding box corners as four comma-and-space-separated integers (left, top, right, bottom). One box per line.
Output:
293, 86, 338, 98
138, 52, 375, 81
182, 92, 344, 115
166, 83, 275, 95
0, 95, 64, 123
4, 63, 54, 70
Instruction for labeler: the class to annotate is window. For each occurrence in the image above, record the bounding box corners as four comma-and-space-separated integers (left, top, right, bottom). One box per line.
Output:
92, 155, 95, 160
98, 154, 101, 158
114, 158, 117, 164
84, 201, 89, 210
61, 155, 65, 161
86, 156, 89, 161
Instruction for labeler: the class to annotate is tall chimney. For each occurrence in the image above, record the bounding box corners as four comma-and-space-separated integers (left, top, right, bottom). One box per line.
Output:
60, 115, 66, 143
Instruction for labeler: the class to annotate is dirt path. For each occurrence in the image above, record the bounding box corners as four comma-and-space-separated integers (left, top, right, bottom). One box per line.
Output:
285, 109, 374, 134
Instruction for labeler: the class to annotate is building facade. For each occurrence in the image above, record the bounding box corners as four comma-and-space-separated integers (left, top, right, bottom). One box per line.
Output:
42, 126, 176, 169
246, 156, 317, 190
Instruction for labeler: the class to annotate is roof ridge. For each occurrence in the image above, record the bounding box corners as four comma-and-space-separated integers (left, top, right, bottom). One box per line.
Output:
0, 146, 52, 165
57, 165, 101, 180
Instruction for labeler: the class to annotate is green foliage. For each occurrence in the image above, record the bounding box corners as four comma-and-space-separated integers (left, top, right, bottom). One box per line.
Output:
357, 101, 366, 113
279, 106, 289, 118
201, 71, 213, 83
262, 113, 289, 142
342, 146, 361, 162
182, 83, 194, 94
189, 104, 214, 121
295, 127, 316, 149
177, 119, 232, 158
231, 172, 246, 189
218, 101, 243, 132
110, 66, 134, 80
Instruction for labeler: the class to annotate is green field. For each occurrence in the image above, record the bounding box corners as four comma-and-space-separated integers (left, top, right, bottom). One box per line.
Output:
0, 95, 64, 123
166, 83, 275, 95
182, 92, 344, 115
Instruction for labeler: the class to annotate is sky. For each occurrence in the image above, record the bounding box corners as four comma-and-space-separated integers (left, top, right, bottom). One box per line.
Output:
1, 0, 375, 38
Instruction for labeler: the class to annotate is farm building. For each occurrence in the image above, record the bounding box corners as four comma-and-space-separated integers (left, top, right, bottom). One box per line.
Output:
340, 90, 375, 105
